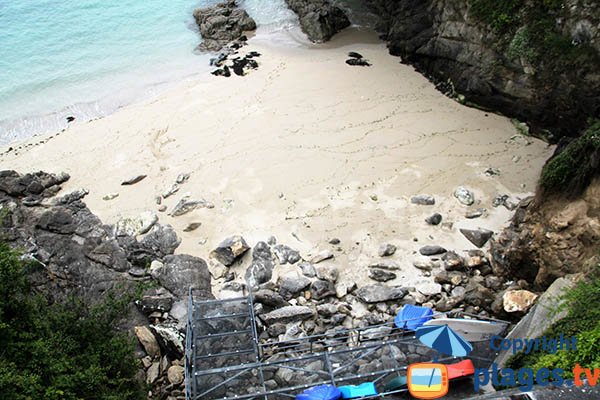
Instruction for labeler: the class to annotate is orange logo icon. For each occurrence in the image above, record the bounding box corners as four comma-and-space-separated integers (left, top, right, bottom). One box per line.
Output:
407, 363, 449, 399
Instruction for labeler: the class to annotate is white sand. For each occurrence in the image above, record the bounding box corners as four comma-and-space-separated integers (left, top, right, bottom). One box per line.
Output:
0, 28, 554, 295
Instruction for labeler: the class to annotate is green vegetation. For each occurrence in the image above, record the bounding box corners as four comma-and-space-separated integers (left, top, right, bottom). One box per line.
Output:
507, 261, 600, 378
0, 242, 144, 400
540, 121, 600, 196
468, 0, 598, 67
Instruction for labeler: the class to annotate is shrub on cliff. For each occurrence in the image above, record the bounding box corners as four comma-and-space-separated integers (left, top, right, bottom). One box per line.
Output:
0, 242, 144, 400
507, 261, 600, 377
540, 121, 600, 196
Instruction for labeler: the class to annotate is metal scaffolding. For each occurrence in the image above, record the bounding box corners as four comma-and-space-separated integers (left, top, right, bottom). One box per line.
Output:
185, 288, 501, 400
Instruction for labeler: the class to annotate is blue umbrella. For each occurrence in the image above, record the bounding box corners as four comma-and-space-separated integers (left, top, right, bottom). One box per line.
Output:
415, 324, 473, 357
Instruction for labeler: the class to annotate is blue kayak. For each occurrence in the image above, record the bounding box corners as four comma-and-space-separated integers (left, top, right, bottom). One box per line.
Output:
296, 385, 342, 400
394, 304, 433, 330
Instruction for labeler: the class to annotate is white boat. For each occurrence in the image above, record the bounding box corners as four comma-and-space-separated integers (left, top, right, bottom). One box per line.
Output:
423, 318, 507, 342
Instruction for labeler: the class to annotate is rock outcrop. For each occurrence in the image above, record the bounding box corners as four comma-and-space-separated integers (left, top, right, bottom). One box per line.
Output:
365, 0, 600, 138
491, 179, 600, 289
0, 170, 212, 400
193, 0, 257, 51
284, 0, 350, 42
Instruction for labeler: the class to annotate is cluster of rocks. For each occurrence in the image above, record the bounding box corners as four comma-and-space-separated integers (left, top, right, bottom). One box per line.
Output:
211, 47, 261, 77
203, 231, 538, 353
345, 51, 371, 67
0, 170, 213, 399
284, 0, 350, 42
193, 0, 256, 52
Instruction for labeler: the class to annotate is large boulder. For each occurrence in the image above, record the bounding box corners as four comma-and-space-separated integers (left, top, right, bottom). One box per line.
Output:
152, 254, 211, 298
193, 0, 257, 51
284, 0, 350, 42
261, 306, 314, 325
210, 235, 250, 266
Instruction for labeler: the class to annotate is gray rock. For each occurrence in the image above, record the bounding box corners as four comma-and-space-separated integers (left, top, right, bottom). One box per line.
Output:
378, 243, 397, 257
442, 251, 464, 271
183, 222, 202, 232
315, 265, 339, 282
211, 235, 250, 266
316, 303, 338, 317
425, 213, 442, 225
102, 193, 119, 201
115, 211, 158, 236
454, 187, 475, 206
465, 208, 486, 219
411, 195, 435, 205
356, 285, 408, 303
150, 324, 184, 359
284, 0, 350, 42
245, 241, 274, 288
139, 293, 174, 315
413, 258, 436, 271
273, 244, 301, 264
193, 1, 257, 51
135, 326, 160, 358
460, 228, 494, 248
311, 249, 334, 264
121, 175, 146, 185
278, 275, 311, 297
162, 183, 180, 199
261, 306, 314, 325
253, 289, 288, 308
152, 254, 211, 298
368, 268, 396, 282
176, 173, 191, 184
169, 197, 213, 217
328, 238, 341, 245
298, 261, 317, 277
310, 280, 336, 300
419, 245, 447, 256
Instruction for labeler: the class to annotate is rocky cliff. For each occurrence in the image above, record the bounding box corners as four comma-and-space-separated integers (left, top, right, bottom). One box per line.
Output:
285, 0, 350, 42
364, 0, 600, 139
0, 170, 212, 398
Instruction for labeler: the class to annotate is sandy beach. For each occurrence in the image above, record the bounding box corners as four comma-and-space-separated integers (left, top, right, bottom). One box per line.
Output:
0, 28, 554, 295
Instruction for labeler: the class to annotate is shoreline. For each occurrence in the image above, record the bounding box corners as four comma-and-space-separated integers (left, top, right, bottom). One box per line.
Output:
0, 27, 555, 297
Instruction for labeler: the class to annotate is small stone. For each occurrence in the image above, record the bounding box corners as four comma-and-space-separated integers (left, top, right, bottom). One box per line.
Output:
378, 243, 397, 257
419, 245, 447, 256
273, 244, 301, 265
310, 280, 336, 300
162, 183, 180, 199
454, 187, 475, 206
176, 173, 191, 184
484, 167, 500, 176
356, 285, 408, 303
183, 222, 202, 232
210, 235, 250, 266
411, 195, 435, 205
167, 365, 184, 385
102, 193, 119, 201
460, 228, 494, 248
298, 261, 317, 278
158, 205, 167, 212
311, 249, 334, 264
328, 238, 341, 245
425, 213, 442, 225
368, 268, 396, 282
369, 194, 378, 201
135, 326, 160, 358
317, 303, 338, 317
503, 290, 538, 313
261, 306, 314, 325
146, 362, 160, 384
442, 251, 464, 271
413, 259, 436, 271
316, 265, 339, 283
122, 175, 147, 185
465, 208, 486, 219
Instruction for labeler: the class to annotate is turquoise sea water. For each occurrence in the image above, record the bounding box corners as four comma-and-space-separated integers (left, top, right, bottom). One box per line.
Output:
0, 0, 299, 144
